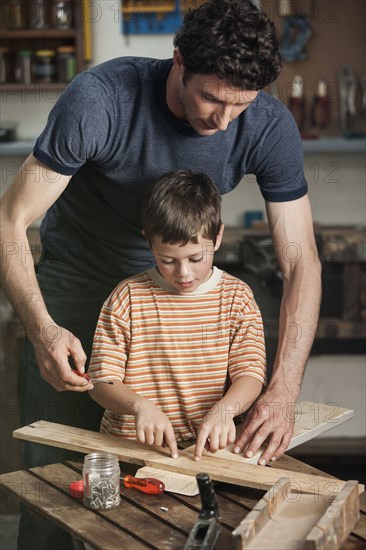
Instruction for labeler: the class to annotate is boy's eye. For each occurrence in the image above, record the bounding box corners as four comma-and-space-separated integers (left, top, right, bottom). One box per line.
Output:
190, 257, 203, 263
161, 260, 174, 265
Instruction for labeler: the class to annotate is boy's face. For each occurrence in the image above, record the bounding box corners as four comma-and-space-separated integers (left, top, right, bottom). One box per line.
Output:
150, 228, 223, 294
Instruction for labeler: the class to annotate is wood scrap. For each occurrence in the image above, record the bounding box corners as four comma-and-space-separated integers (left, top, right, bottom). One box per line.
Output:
232, 478, 360, 549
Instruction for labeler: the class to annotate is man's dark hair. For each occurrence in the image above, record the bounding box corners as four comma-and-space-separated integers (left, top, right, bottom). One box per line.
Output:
142, 170, 222, 246
173, 0, 282, 90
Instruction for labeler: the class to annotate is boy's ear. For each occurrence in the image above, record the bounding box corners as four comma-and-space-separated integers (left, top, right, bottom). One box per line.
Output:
141, 229, 145, 237
214, 224, 225, 251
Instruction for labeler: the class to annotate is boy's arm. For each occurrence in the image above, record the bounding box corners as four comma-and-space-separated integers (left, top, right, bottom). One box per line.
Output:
194, 375, 262, 461
89, 381, 179, 458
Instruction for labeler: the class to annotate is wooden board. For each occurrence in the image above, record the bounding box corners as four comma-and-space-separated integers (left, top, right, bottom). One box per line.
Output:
13, 421, 364, 497
232, 478, 360, 549
184, 401, 354, 464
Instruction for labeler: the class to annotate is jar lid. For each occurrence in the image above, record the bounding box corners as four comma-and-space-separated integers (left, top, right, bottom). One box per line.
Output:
57, 46, 75, 53
69, 480, 84, 499
18, 50, 33, 56
35, 50, 56, 57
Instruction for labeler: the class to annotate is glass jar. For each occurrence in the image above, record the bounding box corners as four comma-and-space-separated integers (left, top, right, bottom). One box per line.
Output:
29, 0, 50, 29
57, 46, 76, 82
15, 50, 33, 84
53, 0, 73, 29
83, 452, 121, 510
4, 0, 26, 29
34, 50, 56, 83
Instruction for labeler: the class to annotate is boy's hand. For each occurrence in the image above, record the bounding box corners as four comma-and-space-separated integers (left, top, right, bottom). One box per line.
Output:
194, 407, 236, 461
135, 400, 179, 458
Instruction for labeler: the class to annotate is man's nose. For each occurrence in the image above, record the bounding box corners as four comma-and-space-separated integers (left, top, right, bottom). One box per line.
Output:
213, 105, 232, 131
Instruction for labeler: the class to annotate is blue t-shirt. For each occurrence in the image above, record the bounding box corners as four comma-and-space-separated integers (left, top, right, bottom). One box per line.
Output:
34, 57, 307, 286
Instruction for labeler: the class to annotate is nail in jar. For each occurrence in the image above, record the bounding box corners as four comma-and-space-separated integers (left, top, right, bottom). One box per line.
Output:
57, 46, 76, 82
15, 50, 33, 84
83, 452, 121, 510
34, 50, 56, 83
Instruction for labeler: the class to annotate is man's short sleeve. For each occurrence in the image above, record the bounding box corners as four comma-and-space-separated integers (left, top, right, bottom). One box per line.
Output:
33, 72, 115, 175
254, 102, 308, 203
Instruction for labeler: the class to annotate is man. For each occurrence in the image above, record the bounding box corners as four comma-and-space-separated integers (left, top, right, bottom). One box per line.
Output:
0, 1, 321, 549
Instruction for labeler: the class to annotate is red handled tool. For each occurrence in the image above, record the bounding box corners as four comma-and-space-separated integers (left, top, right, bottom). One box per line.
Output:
122, 475, 165, 495
311, 80, 331, 129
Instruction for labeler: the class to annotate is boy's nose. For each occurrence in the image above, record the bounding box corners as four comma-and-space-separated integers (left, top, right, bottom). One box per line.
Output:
176, 262, 191, 277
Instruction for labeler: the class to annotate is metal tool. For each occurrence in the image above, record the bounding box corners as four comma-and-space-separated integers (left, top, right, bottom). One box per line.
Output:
72, 370, 114, 385
337, 65, 358, 133
311, 79, 331, 129
288, 75, 306, 132
183, 473, 221, 550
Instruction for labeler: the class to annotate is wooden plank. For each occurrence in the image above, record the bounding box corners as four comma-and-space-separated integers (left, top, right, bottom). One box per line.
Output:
305, 480, 360, 549
0, 470, 147, 550
12, 421, 365, 496
184, 401, 354, 464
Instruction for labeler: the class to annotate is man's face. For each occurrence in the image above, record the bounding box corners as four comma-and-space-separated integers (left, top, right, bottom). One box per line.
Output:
177, 72, 258, 136
150, 230, 223, 294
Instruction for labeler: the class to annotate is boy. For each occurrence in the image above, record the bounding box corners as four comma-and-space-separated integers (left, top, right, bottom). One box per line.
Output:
88, 170, 266, 461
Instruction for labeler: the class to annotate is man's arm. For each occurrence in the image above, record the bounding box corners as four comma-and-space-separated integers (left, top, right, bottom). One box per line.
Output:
0, 154, 93, 391
234, 194, 322, 464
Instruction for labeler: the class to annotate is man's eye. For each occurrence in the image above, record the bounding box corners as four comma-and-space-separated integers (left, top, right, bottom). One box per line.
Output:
203, 95, 219, 103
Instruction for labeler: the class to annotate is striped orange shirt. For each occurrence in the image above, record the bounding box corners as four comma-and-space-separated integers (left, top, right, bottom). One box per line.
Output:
88, 267, 266, 441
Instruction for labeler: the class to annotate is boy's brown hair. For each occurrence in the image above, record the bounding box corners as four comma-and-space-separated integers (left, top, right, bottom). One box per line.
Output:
142, 170, 222, 246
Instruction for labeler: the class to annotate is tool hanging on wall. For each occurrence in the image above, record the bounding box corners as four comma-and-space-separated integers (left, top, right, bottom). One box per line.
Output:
278, 0, 313, 63
311, 79, 331, 130
361, 72, 366, 117
288, 75, 306, 133
337, 65, 358, 134
279, 15, 312, 62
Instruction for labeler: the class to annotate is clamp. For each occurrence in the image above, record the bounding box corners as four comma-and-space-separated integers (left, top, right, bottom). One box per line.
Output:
183, 473, 221, 550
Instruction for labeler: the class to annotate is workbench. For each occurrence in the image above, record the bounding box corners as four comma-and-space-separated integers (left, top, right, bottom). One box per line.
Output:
1, 458, 365, 550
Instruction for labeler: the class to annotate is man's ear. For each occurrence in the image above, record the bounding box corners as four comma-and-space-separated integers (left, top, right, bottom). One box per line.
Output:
173, 48, 185, 73
214, 224, 225, 251
141, 229, 145, 237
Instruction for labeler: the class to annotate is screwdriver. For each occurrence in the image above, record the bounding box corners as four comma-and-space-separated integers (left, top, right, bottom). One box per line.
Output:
72, 370, 114, 385
122, 475, 165, 494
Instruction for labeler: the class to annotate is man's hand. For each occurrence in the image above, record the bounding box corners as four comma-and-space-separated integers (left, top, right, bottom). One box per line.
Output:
33, 323, 94, 392
194, 406, 236, 461
233, 388, 295, 465
134, 400, 179, 458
